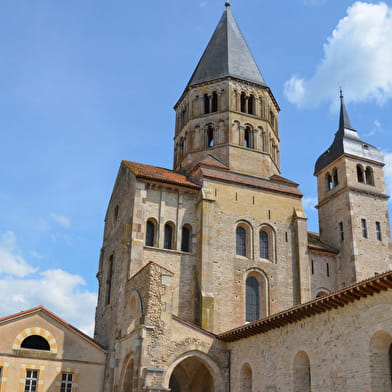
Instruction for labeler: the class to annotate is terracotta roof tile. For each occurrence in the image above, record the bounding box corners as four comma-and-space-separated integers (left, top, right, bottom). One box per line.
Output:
122, 161, 200, 189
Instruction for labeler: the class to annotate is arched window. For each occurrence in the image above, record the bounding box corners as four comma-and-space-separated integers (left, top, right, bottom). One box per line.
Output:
365, 166, 374, 185
244, 126, 254, 148
370, 331, 392, 391
164, 222, 174, 250
259, 98, 264, 118
333, 168, 339, 187
181, 225, 192, 252
145, 219, 156, 247
211, 92, 218, 112
240, 93, 246, 113
206, 125, 214, 147
240, 363, 252, 392
248, 95, 254, 115
236, 226, 247, 257
259, 230, 269, 259
246, 277, 260, 322
294, 351, 311, 392
123, 358, 134, 392
326, 173, 333, 191
357, 165, 364, 183
21, 335, 50, 351
204, 94, 210, 114
389, 344, 392, 385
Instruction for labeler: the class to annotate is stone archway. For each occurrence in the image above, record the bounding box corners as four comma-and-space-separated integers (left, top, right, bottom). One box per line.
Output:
169, 356, 214, 392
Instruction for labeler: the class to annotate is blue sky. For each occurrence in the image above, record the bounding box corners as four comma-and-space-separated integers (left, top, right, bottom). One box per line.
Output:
0, 0, 391, 335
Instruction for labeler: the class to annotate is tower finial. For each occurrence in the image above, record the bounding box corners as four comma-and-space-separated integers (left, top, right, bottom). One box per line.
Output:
225, 1, 230, 8
339, 87, 353, 130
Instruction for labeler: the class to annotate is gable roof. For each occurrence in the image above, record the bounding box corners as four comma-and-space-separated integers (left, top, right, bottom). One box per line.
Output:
187, 4, 265, 88
0, 306, 105, 351
122, 161, 201, 190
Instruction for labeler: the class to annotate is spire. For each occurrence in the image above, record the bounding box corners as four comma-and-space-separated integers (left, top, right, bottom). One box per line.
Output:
314, 90, 384, 174
187, 4, 265, 87
339, 88, 353, 130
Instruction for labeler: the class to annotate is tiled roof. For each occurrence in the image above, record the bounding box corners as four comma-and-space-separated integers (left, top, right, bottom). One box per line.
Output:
198, 167, 303, 197
308, 232, 339, 254
122, 161, 201, 189
0, 306, 105, 350
219, 270, 392, 342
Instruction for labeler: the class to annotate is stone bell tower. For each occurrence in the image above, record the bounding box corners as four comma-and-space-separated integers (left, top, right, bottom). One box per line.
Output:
173, 3, 280, 179
315, 91, 392, 286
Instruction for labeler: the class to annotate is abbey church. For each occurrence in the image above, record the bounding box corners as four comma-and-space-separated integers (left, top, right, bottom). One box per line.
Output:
1, 4, 391, 392
89, 4, 392, 392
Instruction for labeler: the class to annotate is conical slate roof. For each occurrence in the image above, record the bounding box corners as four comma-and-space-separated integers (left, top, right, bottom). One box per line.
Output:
314, 92, 384, 174
187, 4, 265, 87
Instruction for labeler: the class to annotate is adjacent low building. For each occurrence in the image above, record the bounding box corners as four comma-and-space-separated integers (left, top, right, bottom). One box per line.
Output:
0, 306, 106, 392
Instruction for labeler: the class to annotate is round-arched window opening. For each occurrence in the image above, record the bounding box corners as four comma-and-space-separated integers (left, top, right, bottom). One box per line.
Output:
21, 335, 50, 351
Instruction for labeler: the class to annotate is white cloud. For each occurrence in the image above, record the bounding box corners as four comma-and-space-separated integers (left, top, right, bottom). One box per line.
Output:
0, 232, 96, 336
50, 213, 71, 229
365, 119, 383, 137
384, 152, 392, 197
284, 2, 392, 108
0, 231, 37, 277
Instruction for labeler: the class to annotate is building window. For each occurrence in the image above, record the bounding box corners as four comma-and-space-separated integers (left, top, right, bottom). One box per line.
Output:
326, 263, 330, 277
376, 222, 382, 241
259, 230, 269, 259
389, 343, 392, 384
248, 95, 254, 115
145, 219, 156, 247
106, 255, 114, 305
21, 335, 50, 351
240, 363, 252, 392
206, 125, 214, 147
357, 165, 364, 183
0, 366, 2, 380
24, 369, 39, 392
211, 92, 218, 112
61, 373, 74, 392
240, 93, 246, 113
114, 205, 119, 223
361, 219, 368, 239
311, 260, 314, 275
246, 277, 260, 322
339, 222, 344, 241
181, 225, 192, 252
204, 94, 210, 114
333, 168, 339, 187
244, 126, 254, 148
164, 222, 174, 250
366, 166, 375, 185
326, 173, 333, 191
236, 226, 247, 256
294, 352, 311, 392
